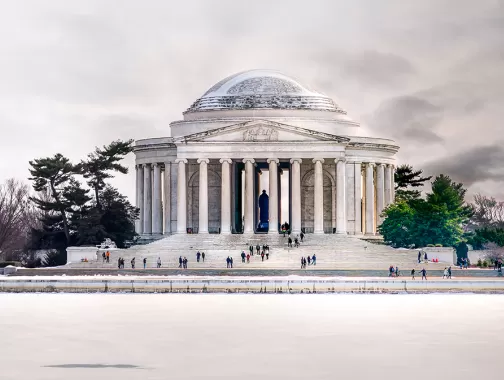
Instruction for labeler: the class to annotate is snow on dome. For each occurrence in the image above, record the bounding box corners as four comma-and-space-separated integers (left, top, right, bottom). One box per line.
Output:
185, 69, 346, 114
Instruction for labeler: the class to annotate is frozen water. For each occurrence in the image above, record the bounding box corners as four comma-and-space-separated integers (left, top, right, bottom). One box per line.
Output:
1, 293, 504, 379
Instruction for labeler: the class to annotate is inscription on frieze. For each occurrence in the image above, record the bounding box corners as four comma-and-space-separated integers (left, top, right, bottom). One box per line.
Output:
243, 126, 279, 142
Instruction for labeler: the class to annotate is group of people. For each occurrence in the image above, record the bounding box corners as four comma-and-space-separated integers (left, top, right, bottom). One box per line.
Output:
300, 254, 316, 268
178, 256, 189, 269
226, 256, 234, 268
196, 251, 206, 263
249, 244, 270, 256
101, 251, 111, 263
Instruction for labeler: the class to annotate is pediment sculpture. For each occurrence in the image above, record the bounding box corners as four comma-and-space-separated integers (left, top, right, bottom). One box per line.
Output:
243, 126, 279, 142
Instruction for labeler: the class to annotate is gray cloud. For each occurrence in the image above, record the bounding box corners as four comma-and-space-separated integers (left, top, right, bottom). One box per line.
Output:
424, 144, 504, 186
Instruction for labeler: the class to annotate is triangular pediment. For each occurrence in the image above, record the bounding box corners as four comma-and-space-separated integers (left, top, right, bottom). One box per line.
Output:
174, 120, 350, 143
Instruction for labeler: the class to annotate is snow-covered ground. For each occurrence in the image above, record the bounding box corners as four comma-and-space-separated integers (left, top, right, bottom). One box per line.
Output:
1, 293, 504, 379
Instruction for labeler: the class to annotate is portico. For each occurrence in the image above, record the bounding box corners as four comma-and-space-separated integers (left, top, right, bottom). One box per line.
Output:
134, 69, 398, 237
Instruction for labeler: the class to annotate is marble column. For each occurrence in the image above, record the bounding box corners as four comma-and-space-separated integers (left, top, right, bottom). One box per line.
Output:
197, 158, 209, 233
136, 165, 144, 234
376, 163, 385, 224
152, 163, 163, 235
365, 163, 375, 235
267, 159, 279, 233
243, 158, 255, 234
384, 164, 392, 207
163, 162, 171, 234
336, 158, 347, 234
220, 158, 232, 234
313, 158, 325, 234
354, 162, 362, 235
175, 159, 188, 233
290, 158, 302, 234
143, 164, 152, 234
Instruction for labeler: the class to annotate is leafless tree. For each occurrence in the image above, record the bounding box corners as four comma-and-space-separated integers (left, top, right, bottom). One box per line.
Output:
483, 242, 504, 264
0, 179, 32, 260
470, 194, 504, 229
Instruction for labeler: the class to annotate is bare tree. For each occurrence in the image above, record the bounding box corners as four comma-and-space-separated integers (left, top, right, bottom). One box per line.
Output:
483, 242, 504, 264
471, 194, 504, 229
0, 179, 32, 261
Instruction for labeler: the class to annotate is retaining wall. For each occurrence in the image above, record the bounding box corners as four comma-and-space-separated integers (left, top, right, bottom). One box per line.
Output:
1, 276, 504, 294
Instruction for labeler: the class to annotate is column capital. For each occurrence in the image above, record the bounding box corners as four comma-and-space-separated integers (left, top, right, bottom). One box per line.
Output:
152, 162, 162, 168
267, 158, 280, 164
175, 158, 188, 164
197, 158, 210, 164
364, 162, 376, 168
219, 158, 232, 164
242, 158, 255, 164
312, 158, 325, 164
334, 157, 347, 164
386, 163, 396, 169
290, 158, 302, 164
376, 162, 386, 168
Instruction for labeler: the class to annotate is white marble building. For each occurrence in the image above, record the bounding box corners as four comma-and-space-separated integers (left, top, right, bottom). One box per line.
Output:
134, 69, 398, 237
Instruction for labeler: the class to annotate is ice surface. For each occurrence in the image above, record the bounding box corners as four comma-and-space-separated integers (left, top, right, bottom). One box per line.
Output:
1, 293, 504, 380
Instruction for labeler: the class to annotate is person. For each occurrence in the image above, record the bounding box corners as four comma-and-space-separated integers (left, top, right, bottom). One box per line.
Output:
178, 256, 183, 268
106, 251, 110, 263
117, 257, 121, 269
229, 257, 233, 269
196, 251, 201, 263
420, 268, 427, 280
300, 232, 304, 242
411, 268, 415, 280
226, 257, 230, 268
121, 258, 125, 269
395, 266, 399, 277
143, 257, 147, 269
307, 256, 311, 265
246, 253, 250, 263
301, 257, 304, 269
448, 266, 452, 279
418, 251, 421, 264
294, 237, 299, 248
288, 237, 292, 248
261, 251, 265, 262
312, 254, 316, 266
157, 257, 161, 268
131, 257, 135, 269
202, 252, 205, 262
249, 245, 254, 256
266, 251, 269, 260
102, 251, 106, 263
241, 251, 246, 263
256, 244, 260, 255
389, 266, 394, 277
498, 262, 502, 276
424, 252, 428, 262
443, 267, 448, 279
183, 257, 188, 269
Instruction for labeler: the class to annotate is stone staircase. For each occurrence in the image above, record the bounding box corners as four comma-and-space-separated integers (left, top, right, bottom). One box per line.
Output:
70, 233, 452, 271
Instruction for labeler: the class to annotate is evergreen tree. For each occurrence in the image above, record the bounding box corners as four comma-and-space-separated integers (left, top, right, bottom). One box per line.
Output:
394, 164, 432, 201
81, 139, 134, 210
28, 154, 80, 244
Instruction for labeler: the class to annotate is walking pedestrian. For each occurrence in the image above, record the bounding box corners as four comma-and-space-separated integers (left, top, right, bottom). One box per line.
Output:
256, 244, 260, 255
300, 232, 304, 242
202, 252, 205, 262
143, 257, 147, 269
418, 251, 421, 264
301, 257, 304, 269
196, 251, 201, 263
246, 253, 250, 263
241, 251, 246, 263
288, 237, 293, 248
448, 266, 452, 279
261, 251, 265, 262
420, 268, 427, 280
411, 268, 415, 280
266, 251, 269, 260
249, 245, 254, 256
102, 251, 106, 263
230, 257, 233, 269
395, 266, 399, 277
183, 257, 188, 269
131, 257, 135, 269
312, 254, 316, 266
443, 267, 448, 279
157, 257, 161, 268
307, 256, 311, 265
226, 257, 230, 268
106, 251, 110, 263
117, 257, 121, 269
178, 256, 183, 268
294, 238, 299, 248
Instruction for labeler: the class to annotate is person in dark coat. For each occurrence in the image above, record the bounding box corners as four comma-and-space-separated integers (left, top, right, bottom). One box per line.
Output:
420, 268, 427, 280
202, 252, 205, 262
178, 256, 183, 268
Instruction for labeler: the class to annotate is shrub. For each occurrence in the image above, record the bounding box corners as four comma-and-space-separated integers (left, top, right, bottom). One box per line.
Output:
427, 244, 434, 247
477, 258, 483, 267
483, 260, 489, 268
435, 244, 443, 247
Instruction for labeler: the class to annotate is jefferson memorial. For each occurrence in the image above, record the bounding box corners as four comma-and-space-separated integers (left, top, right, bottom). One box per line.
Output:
134, 70, 398, 237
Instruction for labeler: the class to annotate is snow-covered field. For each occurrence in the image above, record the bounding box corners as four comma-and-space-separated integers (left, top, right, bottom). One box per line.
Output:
1, 293, 504, 379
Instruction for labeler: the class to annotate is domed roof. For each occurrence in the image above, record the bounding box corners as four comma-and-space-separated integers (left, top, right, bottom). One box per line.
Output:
185, 69, 346, 114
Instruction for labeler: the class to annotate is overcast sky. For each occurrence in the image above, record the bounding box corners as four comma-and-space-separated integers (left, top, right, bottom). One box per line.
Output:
1, 0, 503, 203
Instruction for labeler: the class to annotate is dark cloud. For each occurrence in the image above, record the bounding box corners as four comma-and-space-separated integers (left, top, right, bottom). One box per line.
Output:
424, 144, 504, 186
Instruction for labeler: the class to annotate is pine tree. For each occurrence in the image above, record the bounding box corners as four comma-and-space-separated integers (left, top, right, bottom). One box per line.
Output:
81, 139, 134, 210
28, 154, 80, 244
394, 164, 432, 201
